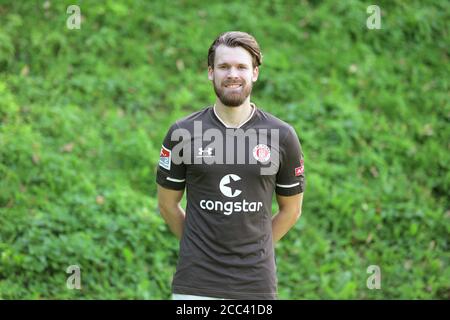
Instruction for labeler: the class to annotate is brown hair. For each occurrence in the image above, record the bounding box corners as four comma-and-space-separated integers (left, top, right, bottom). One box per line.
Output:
207, 31, 263, 69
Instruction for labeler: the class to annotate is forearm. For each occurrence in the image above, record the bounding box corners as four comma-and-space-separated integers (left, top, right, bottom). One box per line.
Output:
159, 204, 186, 240
272, 210, 300, 244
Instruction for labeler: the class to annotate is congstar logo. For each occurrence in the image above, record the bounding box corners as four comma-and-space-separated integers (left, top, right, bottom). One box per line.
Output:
219, 174, 242, 197
200, 174, 263, 215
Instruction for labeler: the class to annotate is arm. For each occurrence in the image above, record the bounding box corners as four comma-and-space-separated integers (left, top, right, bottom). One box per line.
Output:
157, 185, 186, 240
272, 192, 304, 245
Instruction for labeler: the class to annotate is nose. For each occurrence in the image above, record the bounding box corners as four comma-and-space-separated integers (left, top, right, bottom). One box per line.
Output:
227, 67, 239, 79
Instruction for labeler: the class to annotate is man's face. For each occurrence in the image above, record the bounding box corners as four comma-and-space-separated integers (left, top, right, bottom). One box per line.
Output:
208, 45, 259, 107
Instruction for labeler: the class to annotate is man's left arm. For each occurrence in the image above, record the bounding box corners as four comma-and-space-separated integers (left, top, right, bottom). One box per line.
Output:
273, 125, 305, 244
272, 193, 304, 244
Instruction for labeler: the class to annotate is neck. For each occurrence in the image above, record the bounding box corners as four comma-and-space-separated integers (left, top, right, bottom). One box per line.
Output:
214, 98, 254, 128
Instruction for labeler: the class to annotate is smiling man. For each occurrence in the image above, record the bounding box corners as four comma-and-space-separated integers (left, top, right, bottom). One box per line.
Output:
156, 31, 305, 300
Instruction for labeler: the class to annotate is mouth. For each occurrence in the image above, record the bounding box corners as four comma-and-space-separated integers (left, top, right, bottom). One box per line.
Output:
224, 83, 242, 89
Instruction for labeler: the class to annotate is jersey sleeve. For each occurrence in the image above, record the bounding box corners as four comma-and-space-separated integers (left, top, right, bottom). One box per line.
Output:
275, 126, 305, 196
156, 122, 187, 190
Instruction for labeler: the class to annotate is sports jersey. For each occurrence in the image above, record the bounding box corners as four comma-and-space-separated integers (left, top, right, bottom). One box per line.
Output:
156, 103, 305, 299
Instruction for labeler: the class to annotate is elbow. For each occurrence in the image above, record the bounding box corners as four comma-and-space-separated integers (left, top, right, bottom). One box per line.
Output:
294, 208, 302, 221
158, 201, 169, 217
291, 205, 302, 222
158, 201, 177, 218
280, 206, 302, 222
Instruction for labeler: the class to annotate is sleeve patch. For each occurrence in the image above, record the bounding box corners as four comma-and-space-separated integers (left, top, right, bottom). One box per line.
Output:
159, 145, 171, 170
295, 160, 304, 176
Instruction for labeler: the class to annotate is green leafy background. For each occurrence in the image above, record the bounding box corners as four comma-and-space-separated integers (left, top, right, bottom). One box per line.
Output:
0, 0, 448, 299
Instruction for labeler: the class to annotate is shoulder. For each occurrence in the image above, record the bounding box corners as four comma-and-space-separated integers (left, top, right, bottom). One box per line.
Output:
171, 106, 211, 130
256, 108, 299, 141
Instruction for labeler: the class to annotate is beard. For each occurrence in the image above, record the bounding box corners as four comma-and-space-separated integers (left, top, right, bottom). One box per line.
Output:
213, 77, 253, 107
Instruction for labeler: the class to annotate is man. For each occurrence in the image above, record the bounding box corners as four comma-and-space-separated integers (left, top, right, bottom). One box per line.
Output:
156, 31, 305, 300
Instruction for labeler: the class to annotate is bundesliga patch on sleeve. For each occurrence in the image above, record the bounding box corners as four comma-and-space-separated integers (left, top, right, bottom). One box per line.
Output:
159, 145, 171, 170
295, 160, 304, 176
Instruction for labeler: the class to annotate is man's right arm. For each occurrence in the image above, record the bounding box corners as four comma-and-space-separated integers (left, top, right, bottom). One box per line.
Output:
157, 184, 185, 240
156, 122, 187, 240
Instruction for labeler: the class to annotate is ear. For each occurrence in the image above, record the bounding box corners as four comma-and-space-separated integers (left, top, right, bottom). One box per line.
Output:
252, 66, 259, 82
208, 66, 214, 80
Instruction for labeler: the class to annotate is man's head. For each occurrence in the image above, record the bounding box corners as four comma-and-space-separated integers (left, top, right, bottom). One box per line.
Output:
207, 31, 262, 107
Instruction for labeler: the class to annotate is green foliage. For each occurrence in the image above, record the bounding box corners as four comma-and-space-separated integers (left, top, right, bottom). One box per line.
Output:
0, 0, 448, 299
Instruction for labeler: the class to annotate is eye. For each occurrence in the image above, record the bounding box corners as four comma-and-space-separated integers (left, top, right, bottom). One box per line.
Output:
238, 66, 247, 70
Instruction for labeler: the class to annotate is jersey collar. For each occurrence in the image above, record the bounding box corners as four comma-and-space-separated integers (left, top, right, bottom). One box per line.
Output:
212, 103, 257, 129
